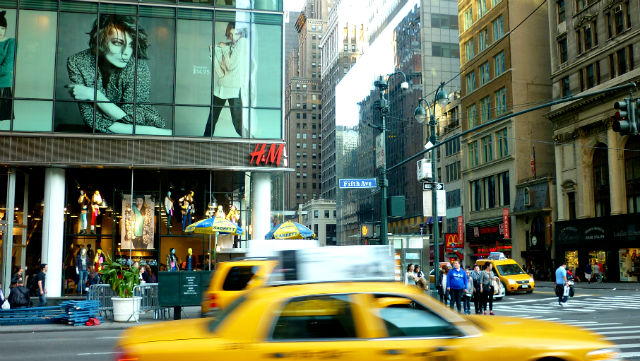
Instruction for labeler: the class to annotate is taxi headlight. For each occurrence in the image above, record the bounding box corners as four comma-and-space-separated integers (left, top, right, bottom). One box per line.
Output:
587, 348, 621, 361
508, 279, 515, 285
529, 277, 534, 284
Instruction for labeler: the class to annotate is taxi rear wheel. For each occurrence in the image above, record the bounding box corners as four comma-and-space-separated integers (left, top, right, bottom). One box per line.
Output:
536, 357, 566, 361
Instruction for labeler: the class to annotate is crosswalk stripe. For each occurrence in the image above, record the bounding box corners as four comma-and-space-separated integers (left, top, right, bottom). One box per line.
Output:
615, 344, 640, 349
607, 336, 640, 341
598, 330, 640, 335
619, 352, 640, 358
584, 325, 640, 331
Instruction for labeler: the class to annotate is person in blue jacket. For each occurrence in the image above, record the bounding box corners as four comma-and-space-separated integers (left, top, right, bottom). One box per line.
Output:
447, 260, 468, 313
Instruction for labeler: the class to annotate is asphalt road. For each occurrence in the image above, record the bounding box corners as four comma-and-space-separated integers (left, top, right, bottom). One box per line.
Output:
3, 287, 638, 361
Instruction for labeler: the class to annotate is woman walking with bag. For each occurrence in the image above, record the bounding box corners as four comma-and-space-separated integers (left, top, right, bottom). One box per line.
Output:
479, 263, 495, 315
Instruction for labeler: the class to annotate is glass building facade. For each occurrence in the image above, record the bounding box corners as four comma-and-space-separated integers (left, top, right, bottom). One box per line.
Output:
0, 0, 286, 298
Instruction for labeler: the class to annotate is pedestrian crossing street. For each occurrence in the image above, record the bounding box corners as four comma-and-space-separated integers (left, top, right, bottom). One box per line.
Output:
492, 295, 640, 360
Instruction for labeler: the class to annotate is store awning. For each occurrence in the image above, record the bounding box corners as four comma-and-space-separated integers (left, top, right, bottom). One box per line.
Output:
466, 217, 502, 228
425, 216, 443, 225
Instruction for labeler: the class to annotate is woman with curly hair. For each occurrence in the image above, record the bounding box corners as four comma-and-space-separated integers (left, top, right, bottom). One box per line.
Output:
67, 14, 169, 135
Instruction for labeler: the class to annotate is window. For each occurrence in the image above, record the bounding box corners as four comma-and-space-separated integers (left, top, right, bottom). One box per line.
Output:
431, 14, 459, 29
480, 62, 490, 85
446, 161, 461, 182
625, 139, 640, 214
465, 39, 475, 62
567, 192, 576, 220
495, 87, 506, 116
314, 210, 319, 218
371, 295, 460, 337
493, 16, 504, 42
479, 28, 488, 52
222, 266, 258, 291
446, 189, 461, 209
270, 295, 356, 340
558, 37, 568, 63
593, 145, 610, 217
480, 96, 491, 123
498, 171, 510, 206
561, 76, 570, 97
463, 8, 473, 31
467, 104, 477, 128
468, 141, 479, 167
471, 180, 482, 211
557, 0, 566, 23
579, 62, 599, 91
324, 210, 330, 218
606, 2, 631, 38
577, 22, 597, 54
496, 128, 509, 158
610, 46, 634, 78
466, 72, 476, 94
494, 51, 505, 76
432, 42, 460, 58
482, 135, 494, 163
477, 0, 488, 19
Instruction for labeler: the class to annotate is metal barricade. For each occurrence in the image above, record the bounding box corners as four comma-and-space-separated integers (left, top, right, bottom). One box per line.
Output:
133, 283, 171, 320
86, 284, 115, 320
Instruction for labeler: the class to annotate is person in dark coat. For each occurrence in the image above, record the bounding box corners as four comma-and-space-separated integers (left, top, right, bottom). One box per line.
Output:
8, 281, 31, 308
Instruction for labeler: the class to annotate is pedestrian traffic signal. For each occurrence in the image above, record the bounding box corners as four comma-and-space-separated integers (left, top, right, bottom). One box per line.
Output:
612, 98, 638, 135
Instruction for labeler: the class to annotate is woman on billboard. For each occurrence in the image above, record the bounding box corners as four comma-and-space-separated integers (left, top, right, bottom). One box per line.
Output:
66, 14, 169, 135
203, 22, 248, 137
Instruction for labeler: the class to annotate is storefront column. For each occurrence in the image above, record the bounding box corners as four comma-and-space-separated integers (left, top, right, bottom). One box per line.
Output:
251, 172, 271, 240
42, 168, 66, 298
2, 169, 16, 297
607, 128, 625, 215
554, 145, 565, 220
20, 174, 28, 274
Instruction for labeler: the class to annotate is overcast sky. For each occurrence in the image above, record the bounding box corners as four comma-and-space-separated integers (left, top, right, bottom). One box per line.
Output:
284, 0, 304, 12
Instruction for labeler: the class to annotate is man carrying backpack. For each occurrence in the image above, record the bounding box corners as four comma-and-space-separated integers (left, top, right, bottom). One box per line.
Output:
8, 281, 31, 308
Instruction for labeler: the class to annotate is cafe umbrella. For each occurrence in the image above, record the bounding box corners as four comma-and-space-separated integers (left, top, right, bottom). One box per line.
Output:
185, 217, 244, 269
265, 220, 316, 240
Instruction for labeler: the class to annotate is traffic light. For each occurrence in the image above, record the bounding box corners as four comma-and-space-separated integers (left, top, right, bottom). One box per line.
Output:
612, 98, 638, 135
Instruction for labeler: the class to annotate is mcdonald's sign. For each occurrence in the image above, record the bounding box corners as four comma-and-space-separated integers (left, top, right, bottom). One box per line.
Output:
445, 233, 463, 252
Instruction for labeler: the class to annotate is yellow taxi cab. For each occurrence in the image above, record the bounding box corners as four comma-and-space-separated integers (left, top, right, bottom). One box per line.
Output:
476, 257, 535, 293
117, 281, 619, 361
200, 259, 277, 315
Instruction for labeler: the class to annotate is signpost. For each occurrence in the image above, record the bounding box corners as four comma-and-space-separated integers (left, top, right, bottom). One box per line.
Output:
422, 182, 444, 191
339, 178, 378, 189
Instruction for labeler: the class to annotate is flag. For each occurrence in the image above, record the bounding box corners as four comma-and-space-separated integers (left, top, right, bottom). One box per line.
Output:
530, 146, 536, 177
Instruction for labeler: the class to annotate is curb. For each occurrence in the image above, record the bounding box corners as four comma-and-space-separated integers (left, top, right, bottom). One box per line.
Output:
535, 283, 640, 291
0, 322, 156, 334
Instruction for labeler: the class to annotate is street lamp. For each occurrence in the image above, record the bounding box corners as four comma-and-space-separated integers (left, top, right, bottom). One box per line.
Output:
374, 72, 409, 245
414, 81, 448, 287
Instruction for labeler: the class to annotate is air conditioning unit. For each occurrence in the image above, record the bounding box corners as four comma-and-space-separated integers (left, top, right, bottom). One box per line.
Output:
417, 159, 432, 182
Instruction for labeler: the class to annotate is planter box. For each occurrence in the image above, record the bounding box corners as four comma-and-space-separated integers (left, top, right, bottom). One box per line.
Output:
112, 297, 141, 322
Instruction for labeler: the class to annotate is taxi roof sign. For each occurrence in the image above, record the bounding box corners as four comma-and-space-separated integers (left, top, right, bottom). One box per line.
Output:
269, 245, 395, 285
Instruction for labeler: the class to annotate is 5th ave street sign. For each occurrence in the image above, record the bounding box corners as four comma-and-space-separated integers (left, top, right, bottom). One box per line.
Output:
423, 182, 444, 191
339, 178, 377, 189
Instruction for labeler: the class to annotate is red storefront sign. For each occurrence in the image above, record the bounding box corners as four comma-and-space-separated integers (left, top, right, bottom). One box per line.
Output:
502, 208, 510, 239
457, 216, 464, 244
249, 143, 288, 166
445, 233, 464, 252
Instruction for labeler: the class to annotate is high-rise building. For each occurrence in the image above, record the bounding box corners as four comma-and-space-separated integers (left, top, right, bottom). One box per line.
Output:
0, 0, 286, 297
284, 1, 331, 211
320, 0, 369, 201
458, 0, 553, 268
547, 0, 640, 282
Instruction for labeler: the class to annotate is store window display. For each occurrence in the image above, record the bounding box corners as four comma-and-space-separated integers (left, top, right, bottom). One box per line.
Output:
619, 248, 639, 282
77, 189, 90, 234
90, 190, 102, 235
164, 191, 174, 234
0, 10, 15, 123
121, 194, 155, 250
66, 14, 168, 135
167, 248, 179, 272
179, 190, 195, 231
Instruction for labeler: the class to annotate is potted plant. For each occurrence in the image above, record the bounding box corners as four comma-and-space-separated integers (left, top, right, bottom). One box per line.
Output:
99, 254, 141, 322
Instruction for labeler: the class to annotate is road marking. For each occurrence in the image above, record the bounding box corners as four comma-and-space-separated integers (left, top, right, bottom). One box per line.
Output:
616, 344, 640, 349
95, 336, 120, 340
77, 352, 117, 356
585, 325, 640, 331
598, 330, 640, 335
619, 352, 640, 358
607, 336, 640, 341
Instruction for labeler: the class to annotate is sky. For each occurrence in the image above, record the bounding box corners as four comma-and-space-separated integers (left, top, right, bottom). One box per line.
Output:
284, 0, 304, 12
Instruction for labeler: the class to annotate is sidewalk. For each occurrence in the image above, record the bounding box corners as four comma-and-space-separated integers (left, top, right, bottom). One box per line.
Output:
0, 306, 202, 334
536, 281, 640, 291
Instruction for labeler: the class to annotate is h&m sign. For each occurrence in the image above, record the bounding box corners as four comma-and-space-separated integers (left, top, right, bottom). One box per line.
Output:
249, 143, 288, 167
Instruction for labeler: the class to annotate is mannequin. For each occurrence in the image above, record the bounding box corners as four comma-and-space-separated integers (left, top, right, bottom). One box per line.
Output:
186, 248, 193, 271
78, 190, 90, 234
90, 190, 102, 235
179, 191, 194, 231
214, 205, 225, 218
75, 248, 90, 294
167, 248, 179, 272
226, 204, 239, 223
86, 244, 94, 263
164, 191, 174, 234
94, 249, 104, 272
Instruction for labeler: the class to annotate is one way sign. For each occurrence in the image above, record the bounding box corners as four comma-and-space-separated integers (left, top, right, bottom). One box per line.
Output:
423, 182, 444, 191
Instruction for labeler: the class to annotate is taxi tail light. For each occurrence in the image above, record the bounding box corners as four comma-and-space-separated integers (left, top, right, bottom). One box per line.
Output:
209, 293, 218, 309
114, 348, 138, 361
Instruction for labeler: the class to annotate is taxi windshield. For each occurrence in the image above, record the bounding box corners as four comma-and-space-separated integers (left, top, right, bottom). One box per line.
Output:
496, 264, 526, 276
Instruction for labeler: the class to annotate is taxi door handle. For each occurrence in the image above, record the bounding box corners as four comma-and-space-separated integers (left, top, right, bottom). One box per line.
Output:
382, 349, 404, 355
